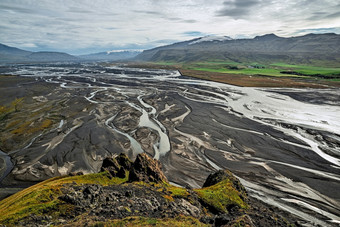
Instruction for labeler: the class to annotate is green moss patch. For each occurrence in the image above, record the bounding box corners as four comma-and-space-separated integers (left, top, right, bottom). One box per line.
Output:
195, 179, 248, 214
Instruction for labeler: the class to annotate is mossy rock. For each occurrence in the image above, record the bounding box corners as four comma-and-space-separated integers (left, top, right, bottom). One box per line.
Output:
196, 170, 248, 214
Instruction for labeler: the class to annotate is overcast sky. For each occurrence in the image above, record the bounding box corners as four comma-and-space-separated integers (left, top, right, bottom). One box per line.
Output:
1, 0, 340, 54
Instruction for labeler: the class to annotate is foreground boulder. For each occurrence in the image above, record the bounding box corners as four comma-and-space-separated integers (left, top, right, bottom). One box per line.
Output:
203, 169, 247, 196
128, 153, 168, 183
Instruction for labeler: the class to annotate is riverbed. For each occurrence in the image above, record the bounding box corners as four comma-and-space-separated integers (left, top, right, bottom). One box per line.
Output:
0, 63, 339, 226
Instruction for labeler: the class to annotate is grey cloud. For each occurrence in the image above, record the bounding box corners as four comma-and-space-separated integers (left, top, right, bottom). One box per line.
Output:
141, 13, 196, 24
182, 19, 197, 23
153, 39, 179, 44
307, 11, 340, 21
325, 12, 340, 19
217, 0, 262, 18
1, 0, 339, 54
233, 0, 260, 7
105, 27, 118, 30
67, 8, 95, 14
133, 10, 162, 15
311, 12, 327, 16
168, 17, 182, 21
0, 3, 37, 14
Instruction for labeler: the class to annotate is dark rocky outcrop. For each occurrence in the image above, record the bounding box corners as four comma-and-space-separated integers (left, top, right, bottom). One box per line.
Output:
100, 153, 132, 178
203, 170, 247, 196
128, 153, 168, 184
115, 153, 133, 170
100, 153, 167, 184
58, 183, 202, 222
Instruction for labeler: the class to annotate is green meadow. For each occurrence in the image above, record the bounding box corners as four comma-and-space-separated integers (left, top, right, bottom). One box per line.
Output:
183, 61, 340, 79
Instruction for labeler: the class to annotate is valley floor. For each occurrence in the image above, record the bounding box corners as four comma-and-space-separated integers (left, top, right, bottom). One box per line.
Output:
0, 63, 339, 226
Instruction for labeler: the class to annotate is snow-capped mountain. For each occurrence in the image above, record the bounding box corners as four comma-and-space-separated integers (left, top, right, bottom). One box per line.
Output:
189, 35, 233, 45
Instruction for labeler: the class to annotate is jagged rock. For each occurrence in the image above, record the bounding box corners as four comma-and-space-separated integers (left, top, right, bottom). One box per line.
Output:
128, 153, 168, 183
117, 167, 126, 178
59, 184, 105, 208
215, 213, 231, 226
177, 199, 201, 217
100, 154, 132, 178
116, 153, 133, 169
200, 216, 215, 224
101, 157, 120, 171
203, 170, 247, 196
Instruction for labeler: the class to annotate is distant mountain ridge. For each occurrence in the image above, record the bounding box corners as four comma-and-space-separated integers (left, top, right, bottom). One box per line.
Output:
27, 51, 78, 61
2, 33, 340, 64
0, 43, 32, 56
0, 44, 139, 63
0, 43, 79, 63
135, 33, 340, 65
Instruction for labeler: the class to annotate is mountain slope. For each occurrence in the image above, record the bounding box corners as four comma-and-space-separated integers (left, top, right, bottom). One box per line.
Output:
0, 43, 32, 56
0, 43, 79, 63
27, 51, 79, 62
135, 33, 340, 65
0, 43, 33, 62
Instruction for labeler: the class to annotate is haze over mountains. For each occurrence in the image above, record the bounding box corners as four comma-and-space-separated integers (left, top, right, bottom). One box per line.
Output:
1, 33, 340, 65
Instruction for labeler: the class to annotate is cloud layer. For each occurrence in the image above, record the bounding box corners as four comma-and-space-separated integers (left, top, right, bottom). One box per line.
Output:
0, 0, 339, 54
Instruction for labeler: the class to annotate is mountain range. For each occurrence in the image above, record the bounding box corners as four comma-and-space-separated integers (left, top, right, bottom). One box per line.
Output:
0, 44, 140, 63
135, 33, 340, 65
1, 33, 340, 64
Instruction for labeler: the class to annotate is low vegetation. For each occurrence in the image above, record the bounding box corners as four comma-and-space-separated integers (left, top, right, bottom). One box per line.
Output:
0, 172, 128, 225
195, 179, 248, 213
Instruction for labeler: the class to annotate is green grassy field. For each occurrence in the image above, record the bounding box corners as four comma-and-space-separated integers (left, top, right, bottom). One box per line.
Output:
184, 61, 340, 79
270, 63, 340, 76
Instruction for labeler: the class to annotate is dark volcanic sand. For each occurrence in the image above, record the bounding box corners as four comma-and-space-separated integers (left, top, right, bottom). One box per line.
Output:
0, 63, 339, 226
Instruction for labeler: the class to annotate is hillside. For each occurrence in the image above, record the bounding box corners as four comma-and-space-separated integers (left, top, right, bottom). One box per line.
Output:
0, 43, 33, 62
0, 153, 296, 226
0, 43, 79, 63
135, 33, 340, 66
0, 43, 140, 63
27, 51, 78, 62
